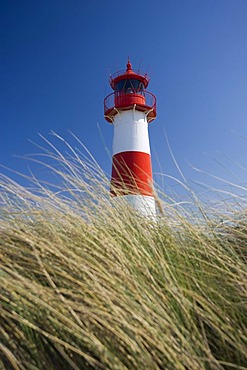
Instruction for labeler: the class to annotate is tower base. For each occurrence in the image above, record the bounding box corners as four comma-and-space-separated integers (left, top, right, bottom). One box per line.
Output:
112, 195, 156, 220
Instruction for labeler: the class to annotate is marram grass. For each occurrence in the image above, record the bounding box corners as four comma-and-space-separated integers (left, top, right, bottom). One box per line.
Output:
0, 141, 246, 370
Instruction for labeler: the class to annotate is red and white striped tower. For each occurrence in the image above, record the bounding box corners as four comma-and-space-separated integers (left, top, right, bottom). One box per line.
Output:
104, 59, 157, 218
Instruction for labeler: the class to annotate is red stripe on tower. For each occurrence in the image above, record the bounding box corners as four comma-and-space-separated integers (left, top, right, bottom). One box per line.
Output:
111, 151, 153, 196
104, 59, 157, 218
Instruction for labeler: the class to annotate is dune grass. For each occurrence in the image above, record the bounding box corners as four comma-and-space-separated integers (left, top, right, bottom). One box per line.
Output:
0, 138, 246, 369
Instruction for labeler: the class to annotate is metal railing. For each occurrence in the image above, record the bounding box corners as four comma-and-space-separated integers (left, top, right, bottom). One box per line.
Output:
104, 90, 156, 115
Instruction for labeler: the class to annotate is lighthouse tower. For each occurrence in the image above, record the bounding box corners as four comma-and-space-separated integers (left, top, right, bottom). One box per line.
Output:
104, 59, 157, 218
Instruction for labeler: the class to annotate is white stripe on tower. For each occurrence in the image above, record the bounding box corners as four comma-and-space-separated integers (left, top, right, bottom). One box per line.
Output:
112, 110, 150, 155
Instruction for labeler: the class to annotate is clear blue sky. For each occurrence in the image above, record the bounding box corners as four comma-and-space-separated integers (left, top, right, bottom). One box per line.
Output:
1, 0, 247, 200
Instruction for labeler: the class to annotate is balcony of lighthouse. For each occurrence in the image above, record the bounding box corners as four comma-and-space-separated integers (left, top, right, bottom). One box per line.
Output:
104, 90, 156, 124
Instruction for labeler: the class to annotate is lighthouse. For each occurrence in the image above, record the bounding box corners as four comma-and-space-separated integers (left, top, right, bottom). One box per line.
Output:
104, 59, 157, 218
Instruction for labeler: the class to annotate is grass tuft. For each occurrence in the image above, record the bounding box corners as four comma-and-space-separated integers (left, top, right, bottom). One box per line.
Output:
0, 139, 246, 369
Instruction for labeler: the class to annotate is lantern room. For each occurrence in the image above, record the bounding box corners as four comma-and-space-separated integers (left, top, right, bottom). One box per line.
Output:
104, 59, 157, 123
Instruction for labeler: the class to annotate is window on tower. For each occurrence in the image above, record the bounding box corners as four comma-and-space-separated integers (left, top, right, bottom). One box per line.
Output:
115, 79, 144, 94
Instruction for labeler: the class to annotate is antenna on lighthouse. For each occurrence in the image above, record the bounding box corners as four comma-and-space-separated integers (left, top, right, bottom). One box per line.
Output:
137, 58, 142, 74
103, 59, 157, 218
